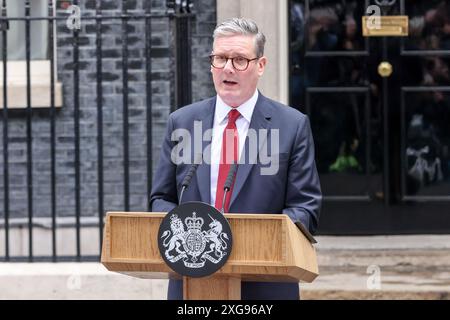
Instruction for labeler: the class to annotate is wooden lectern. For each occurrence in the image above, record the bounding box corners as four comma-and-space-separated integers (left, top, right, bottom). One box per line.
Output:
101, 212, 319, 300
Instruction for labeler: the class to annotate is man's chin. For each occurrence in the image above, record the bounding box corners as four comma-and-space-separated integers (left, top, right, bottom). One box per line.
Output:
220, 89, 256, 106
218, 92, 242, 107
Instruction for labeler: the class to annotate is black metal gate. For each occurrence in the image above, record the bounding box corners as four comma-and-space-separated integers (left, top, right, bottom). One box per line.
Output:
0, 0, 195, 261
290, 0, 450, 234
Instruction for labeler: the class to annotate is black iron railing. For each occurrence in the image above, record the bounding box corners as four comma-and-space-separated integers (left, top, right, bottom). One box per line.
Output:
0, 0, 195, 262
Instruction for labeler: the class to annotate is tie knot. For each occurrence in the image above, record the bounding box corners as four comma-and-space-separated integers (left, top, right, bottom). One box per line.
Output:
228, 109, 240, 124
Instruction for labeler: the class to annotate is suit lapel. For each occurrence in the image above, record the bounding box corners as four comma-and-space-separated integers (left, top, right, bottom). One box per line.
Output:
195, 97, 216, 204
229, 94, 272, 208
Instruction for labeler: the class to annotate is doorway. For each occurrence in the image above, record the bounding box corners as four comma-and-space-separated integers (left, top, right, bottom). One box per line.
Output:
290, 0, 450, 234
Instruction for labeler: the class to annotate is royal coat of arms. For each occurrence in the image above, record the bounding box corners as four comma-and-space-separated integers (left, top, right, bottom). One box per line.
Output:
157, 201, 233, 277
161, 212, 230, 268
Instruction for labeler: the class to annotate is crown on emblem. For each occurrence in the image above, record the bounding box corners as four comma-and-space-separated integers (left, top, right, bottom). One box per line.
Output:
185, 212, 204, 230
170, 214, 179, 221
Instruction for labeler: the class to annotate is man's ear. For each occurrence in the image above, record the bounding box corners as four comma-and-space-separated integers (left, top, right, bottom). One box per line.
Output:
258, 56, 267, 76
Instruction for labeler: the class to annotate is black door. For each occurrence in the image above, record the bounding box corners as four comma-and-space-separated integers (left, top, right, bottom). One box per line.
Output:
290, 0, 450, 234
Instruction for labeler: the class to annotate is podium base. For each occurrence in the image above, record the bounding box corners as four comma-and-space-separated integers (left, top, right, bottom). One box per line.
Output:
183, 276, 241, 300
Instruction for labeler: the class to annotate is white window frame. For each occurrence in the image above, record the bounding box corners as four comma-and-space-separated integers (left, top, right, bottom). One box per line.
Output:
0, 0, 62, 109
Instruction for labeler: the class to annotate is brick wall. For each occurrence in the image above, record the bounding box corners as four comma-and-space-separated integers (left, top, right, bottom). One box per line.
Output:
0, 0, 216, 221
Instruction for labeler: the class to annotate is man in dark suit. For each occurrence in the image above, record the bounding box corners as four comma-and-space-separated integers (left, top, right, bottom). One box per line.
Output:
150, 18, 322, 300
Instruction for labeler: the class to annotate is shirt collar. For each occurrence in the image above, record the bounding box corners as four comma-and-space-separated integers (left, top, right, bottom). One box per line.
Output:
215, 90, 259, 125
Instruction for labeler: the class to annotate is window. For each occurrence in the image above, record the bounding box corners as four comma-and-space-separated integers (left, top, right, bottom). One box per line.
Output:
0, 0, 62, 109
0, 0, 48, 60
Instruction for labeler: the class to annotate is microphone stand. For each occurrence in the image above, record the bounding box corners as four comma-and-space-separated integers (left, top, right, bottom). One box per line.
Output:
220, 162, 238, 213
179, 154, 202, 204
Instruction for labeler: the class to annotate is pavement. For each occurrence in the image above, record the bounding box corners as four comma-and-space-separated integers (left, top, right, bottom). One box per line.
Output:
0, 235, 449, 300
301, 235, 450, 300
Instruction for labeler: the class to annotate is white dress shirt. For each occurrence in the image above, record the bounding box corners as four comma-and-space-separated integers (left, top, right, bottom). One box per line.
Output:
210, 90, 258, 207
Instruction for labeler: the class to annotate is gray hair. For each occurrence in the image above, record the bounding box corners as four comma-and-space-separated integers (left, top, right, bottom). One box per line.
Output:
213, 18, 266, 57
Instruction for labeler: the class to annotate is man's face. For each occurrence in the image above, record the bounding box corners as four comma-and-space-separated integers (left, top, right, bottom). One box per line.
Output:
211, 35, 267, 107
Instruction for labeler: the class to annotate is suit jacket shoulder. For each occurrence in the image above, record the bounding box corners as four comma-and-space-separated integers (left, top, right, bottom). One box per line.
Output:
260, 94, 307, 123
257, 94, 309, 139
169, 97, 216, 126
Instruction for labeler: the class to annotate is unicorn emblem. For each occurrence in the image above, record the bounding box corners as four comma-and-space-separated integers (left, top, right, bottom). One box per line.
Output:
202, 214, 229, 260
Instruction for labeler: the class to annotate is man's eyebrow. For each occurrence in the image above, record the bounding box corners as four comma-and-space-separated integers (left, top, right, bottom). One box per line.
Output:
212, 49, 249, 55
212, 52, 250, 57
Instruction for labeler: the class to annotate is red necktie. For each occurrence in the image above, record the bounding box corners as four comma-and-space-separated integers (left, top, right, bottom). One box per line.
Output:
215, 109, 240, 212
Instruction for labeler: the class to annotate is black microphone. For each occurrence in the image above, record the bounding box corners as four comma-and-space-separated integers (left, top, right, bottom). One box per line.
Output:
179, 154, 202, 204
220, 162, 238, 213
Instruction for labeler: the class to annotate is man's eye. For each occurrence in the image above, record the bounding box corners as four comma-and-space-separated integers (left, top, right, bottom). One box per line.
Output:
234, 57, 246, 64
215, 56, 227, 62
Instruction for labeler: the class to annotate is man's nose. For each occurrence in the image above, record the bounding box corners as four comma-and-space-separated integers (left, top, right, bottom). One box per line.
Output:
223, 58, 235, 72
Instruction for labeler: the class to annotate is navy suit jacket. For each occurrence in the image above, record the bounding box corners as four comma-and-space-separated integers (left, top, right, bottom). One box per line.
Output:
150, 93, 322, 300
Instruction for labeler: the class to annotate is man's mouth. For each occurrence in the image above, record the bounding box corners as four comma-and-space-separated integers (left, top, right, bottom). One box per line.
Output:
223, 80, 238, 86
